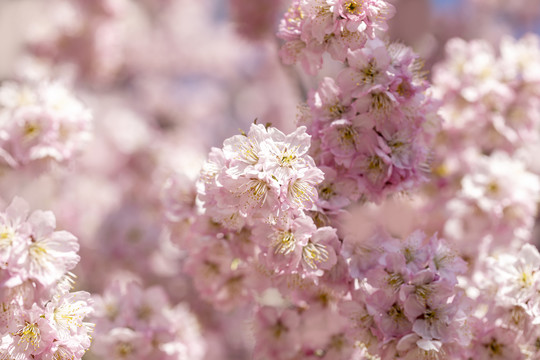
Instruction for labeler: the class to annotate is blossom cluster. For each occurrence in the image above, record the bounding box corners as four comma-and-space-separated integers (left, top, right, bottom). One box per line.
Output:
0, 197, 93, 360
184, 123, 339, 311
303, 39, 439, 203
442, 151, 540, 257
277, 0, 396, 74
275, 0, 442, 204
424, 35, 540, 260
195, 123, 344, 280
1, 1, 540, 360
463, 243, 540, 359
433, 35, 540, 156
340, 230, 470, 359
0, 79, 92, 170
197, 123, 324, 231
90, 280, 205, 360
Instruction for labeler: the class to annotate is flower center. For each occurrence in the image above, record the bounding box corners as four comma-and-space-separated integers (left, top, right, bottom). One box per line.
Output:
0, 225, 14, 249
273, 231, 296, 255
302, 242, 329, 269
278, 147, 299, 168
14, 322, 41, 351
345, 0, 362, 14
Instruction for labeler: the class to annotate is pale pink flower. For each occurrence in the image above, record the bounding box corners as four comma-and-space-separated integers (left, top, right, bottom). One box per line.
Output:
332, 0, 396, 36
92, 327, 152, 360
22, 210, 80, 287
0, 198, 80, 288
337, 39, 393, 97
468, 324, 524, 360
307, 77, 354, 127
491, 244, 540, 311
321, 119, 368, 165
254, 306, 302, 359
0, 197, 32, 279
2, 304, 56, 359
44, 291, 94, 340
316, 166, 359, 210
300, 226, 339, 273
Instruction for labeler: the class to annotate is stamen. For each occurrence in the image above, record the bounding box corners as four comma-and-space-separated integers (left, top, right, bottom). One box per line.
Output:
238, 139, 259, 165
288, 179, 315, 207
29, 243, 52, 268
277, 146, 300, 168
338, 125, 357, 146
302, 242, 329, 269
387, 272, 404, 289
13, 322, 41, 351
0, 225, 14, 249
273, 231, 296, 255
53, 346, 75, 360
370, 92, 394, 113
240, 179, 269, 206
